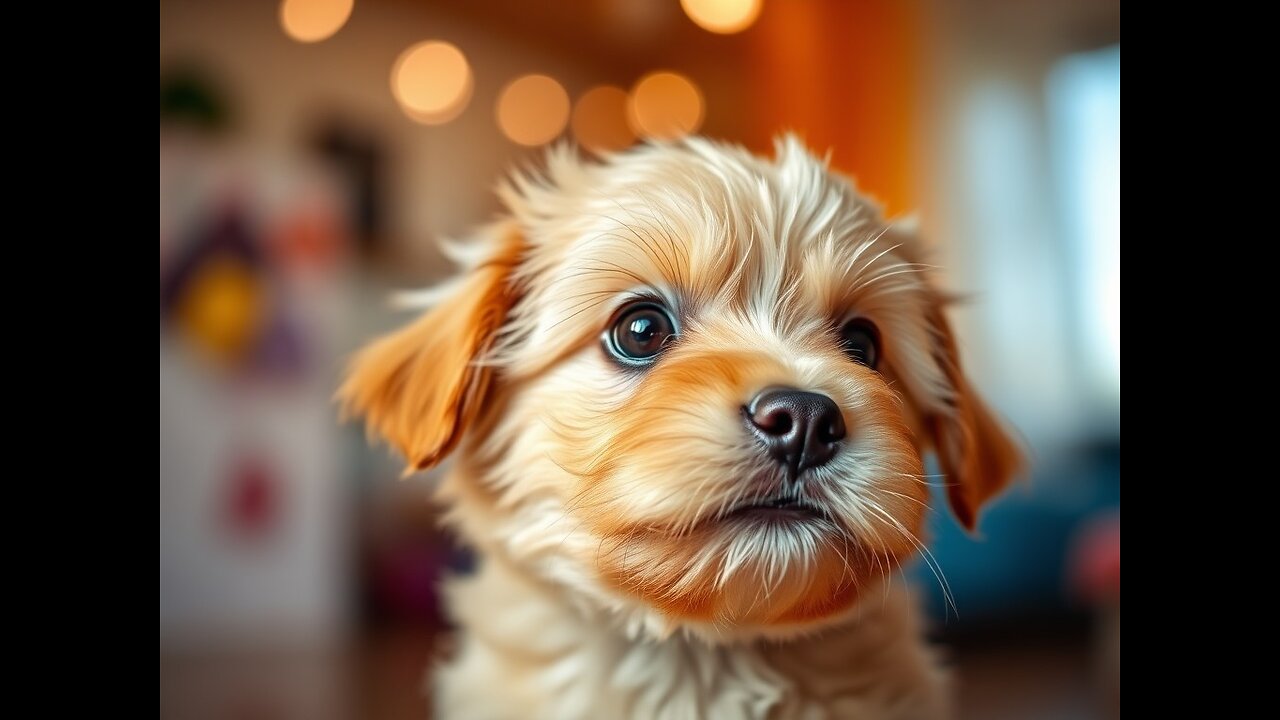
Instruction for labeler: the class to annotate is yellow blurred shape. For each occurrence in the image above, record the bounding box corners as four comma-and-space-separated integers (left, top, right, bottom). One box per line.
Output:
572, 86, 635, 152
497, 74, 570, 146
279, 0, 353, 43
681, 0, 762, 34
628, 71, 704, 140
176, 256, 265, 364
392, 41, 473, 124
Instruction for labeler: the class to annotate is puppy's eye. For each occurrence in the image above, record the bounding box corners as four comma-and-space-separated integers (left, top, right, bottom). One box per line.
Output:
605, 301, 677, 365
839, 319, 880, 369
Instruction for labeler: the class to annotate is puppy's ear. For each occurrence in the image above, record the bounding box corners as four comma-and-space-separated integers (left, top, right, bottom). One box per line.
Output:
924, 303, 1024, 532
338, 222, 522, 473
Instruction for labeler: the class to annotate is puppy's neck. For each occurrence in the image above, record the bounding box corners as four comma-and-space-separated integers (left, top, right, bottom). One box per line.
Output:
435, 542, 950, 719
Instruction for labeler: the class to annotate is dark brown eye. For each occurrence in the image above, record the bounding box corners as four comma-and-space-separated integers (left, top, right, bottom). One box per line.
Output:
605, 301, 677, 366
839, 319, 880, 369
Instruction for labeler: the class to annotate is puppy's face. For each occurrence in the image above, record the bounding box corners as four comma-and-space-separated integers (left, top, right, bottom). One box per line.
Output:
342, 138, 1020, 638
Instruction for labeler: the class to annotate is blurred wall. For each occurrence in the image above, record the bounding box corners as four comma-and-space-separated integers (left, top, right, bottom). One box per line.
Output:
161, 0, 597, 275
160, 0, 604, 648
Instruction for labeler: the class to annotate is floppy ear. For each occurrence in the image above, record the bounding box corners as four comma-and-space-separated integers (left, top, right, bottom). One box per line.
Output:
924, 303, 1024, 532
338, 222, 523, 473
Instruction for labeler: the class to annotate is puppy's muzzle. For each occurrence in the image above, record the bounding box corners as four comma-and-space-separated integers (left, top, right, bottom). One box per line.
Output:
744, 388, 846, 479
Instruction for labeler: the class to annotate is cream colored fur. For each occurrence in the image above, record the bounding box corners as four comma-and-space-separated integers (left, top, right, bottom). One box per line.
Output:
340, 136, 1021, 719
438, 553, 949, 719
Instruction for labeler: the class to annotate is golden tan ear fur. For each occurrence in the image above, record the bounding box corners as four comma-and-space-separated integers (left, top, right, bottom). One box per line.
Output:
338, 223, 522, 472
925, 304, 1024, 531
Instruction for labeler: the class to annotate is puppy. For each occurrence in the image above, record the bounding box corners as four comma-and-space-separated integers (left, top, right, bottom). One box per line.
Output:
340, 136, 1021, 719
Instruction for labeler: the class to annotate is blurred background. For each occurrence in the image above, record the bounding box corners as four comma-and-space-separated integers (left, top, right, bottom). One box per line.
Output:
159, 1, 1120, 718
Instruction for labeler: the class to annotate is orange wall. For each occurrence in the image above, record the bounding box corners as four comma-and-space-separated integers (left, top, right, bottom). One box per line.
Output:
747, 0, 920, 215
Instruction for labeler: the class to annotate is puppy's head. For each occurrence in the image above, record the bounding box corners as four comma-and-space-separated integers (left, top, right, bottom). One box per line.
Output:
341, 137, 1021, 638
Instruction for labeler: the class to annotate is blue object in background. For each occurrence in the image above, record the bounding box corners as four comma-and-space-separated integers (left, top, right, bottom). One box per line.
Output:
916, 443, 1120, 622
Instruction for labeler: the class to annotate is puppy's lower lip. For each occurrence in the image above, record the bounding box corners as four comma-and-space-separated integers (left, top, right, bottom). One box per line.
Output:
725, 497, 830, 522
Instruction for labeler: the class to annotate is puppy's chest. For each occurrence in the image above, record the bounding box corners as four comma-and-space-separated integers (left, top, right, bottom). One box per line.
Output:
437, 565, 948, 720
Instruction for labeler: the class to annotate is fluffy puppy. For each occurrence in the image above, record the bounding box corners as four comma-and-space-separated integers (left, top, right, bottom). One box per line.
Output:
340, 136, 1021, 719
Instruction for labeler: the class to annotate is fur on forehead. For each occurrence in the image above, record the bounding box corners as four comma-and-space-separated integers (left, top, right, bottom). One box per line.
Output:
481, 135, 954, 418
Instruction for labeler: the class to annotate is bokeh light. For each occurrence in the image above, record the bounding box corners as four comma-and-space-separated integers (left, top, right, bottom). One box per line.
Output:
680, 0, 762, 34
628, 71, 704, 139
279, 0, 354, 43
496, 74, 570, 146
571, 86, 635, 152
391, 41, 473, 125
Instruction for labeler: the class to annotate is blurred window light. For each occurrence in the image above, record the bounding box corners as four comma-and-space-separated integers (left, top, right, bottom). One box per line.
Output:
681, 0, 762, 34
1048, 46, 1121, 412
391, 41, 473, 125
497, 74, 571, 147
628, 71, 704, 140
572, 86, 636, 152
959, 79, 1073, 418
279, 0, 353, 43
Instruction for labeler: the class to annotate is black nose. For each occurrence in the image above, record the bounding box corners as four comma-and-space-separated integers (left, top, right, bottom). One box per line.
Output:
745, 388, 846, 478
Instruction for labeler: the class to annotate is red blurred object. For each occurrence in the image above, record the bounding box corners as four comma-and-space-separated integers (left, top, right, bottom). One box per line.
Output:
224, 455, 282, 541
269, 201, 347, 273
1070, 512, 1120, 601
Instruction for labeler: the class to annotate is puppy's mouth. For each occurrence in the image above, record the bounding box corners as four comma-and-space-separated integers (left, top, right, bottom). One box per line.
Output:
722, 495, 832, 524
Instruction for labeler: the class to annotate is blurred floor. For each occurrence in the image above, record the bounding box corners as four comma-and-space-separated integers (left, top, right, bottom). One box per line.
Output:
946, 618, 1105, 720
159, 620, 1106, 720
